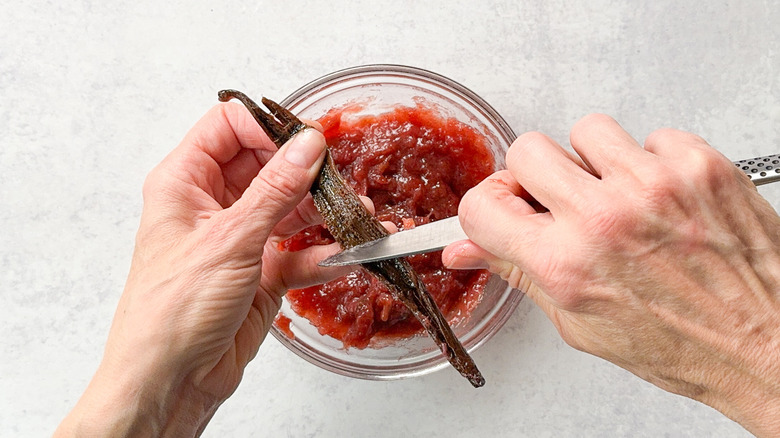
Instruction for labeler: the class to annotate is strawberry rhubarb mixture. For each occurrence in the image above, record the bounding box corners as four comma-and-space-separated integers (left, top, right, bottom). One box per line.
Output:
276, 103, 496, 348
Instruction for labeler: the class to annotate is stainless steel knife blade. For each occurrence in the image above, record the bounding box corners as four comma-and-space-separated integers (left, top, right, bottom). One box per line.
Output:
318, 216, 467, 267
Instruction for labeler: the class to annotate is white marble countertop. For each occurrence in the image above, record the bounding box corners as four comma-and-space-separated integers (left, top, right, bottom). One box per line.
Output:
2, 1, 778, 436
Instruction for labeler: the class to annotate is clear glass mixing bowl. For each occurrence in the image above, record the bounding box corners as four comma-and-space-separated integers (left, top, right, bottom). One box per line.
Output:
270, 64, 522, 381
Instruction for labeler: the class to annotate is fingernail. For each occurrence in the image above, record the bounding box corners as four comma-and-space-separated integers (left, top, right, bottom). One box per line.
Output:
443, 253, 489, 270
284, 129, 325, 168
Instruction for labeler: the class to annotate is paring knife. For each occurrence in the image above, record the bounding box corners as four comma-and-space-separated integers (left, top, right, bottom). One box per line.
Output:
319, 153, 780, 267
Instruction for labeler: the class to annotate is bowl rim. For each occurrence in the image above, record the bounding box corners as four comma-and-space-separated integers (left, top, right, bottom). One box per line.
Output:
270, 64, 522, 381
280, 64, 516, 145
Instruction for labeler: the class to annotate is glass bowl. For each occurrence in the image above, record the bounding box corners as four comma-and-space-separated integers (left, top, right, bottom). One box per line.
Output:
271, 64, 522, 381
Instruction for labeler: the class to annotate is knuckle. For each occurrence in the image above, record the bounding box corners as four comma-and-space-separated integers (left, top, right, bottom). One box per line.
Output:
570, 113, 616, 140
578, 113, 615, 126
513, 130, 549, 148
640, 169, 681, 205
686, 148, 735, 187
587, 174, 677, 243
458, 179, 492, 226
457, 187, 480, 222
644, 127, 718, 167
644, 127, 680, 147
506, 131, 547, 165
646, 127, 708, 149
234, 163, 309, 235
457, 171, 520, 234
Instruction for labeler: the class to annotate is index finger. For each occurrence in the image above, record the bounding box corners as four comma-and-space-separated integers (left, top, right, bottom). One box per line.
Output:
147, 103, 279, 210
178, 102, 278, 165
506, 131, 598, 215
458, 169, 551, 263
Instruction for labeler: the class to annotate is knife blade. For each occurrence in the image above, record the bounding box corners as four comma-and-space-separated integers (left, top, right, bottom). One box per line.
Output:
318, 216, 468, 267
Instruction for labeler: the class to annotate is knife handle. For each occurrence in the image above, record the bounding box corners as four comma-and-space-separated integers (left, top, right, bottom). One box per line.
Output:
734, 153, 780, 186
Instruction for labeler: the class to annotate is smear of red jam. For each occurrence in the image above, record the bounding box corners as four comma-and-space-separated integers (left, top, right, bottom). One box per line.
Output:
276, 103, 495, 349
275, 314, 294, 340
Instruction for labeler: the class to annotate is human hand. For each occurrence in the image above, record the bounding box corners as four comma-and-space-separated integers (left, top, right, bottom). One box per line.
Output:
443, 114, 780, 436
56, 103, 351, 436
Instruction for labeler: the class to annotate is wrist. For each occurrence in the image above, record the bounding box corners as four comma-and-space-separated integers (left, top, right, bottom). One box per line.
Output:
700, 299, 780, 436
709, 246, 780, 436
705, 369, 780, 437
55, 359, 218, 437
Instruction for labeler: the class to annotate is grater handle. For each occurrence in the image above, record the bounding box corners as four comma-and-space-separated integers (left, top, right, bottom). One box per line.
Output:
733, 154, 780, 186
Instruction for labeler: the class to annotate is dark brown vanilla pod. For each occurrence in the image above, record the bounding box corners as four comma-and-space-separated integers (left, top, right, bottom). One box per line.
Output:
217, 89, 485, 387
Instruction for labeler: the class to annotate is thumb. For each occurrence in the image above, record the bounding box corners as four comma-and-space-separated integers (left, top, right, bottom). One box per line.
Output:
223, 128, 327, 246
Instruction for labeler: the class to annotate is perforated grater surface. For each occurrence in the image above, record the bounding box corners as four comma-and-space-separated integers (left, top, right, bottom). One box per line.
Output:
734, 154, 780, 186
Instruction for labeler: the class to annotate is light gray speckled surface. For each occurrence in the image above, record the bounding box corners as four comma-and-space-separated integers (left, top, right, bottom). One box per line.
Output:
2, 1, 777, 436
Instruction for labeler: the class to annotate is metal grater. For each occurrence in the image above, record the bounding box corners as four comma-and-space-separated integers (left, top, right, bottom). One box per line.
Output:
734, 154, 780, 186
